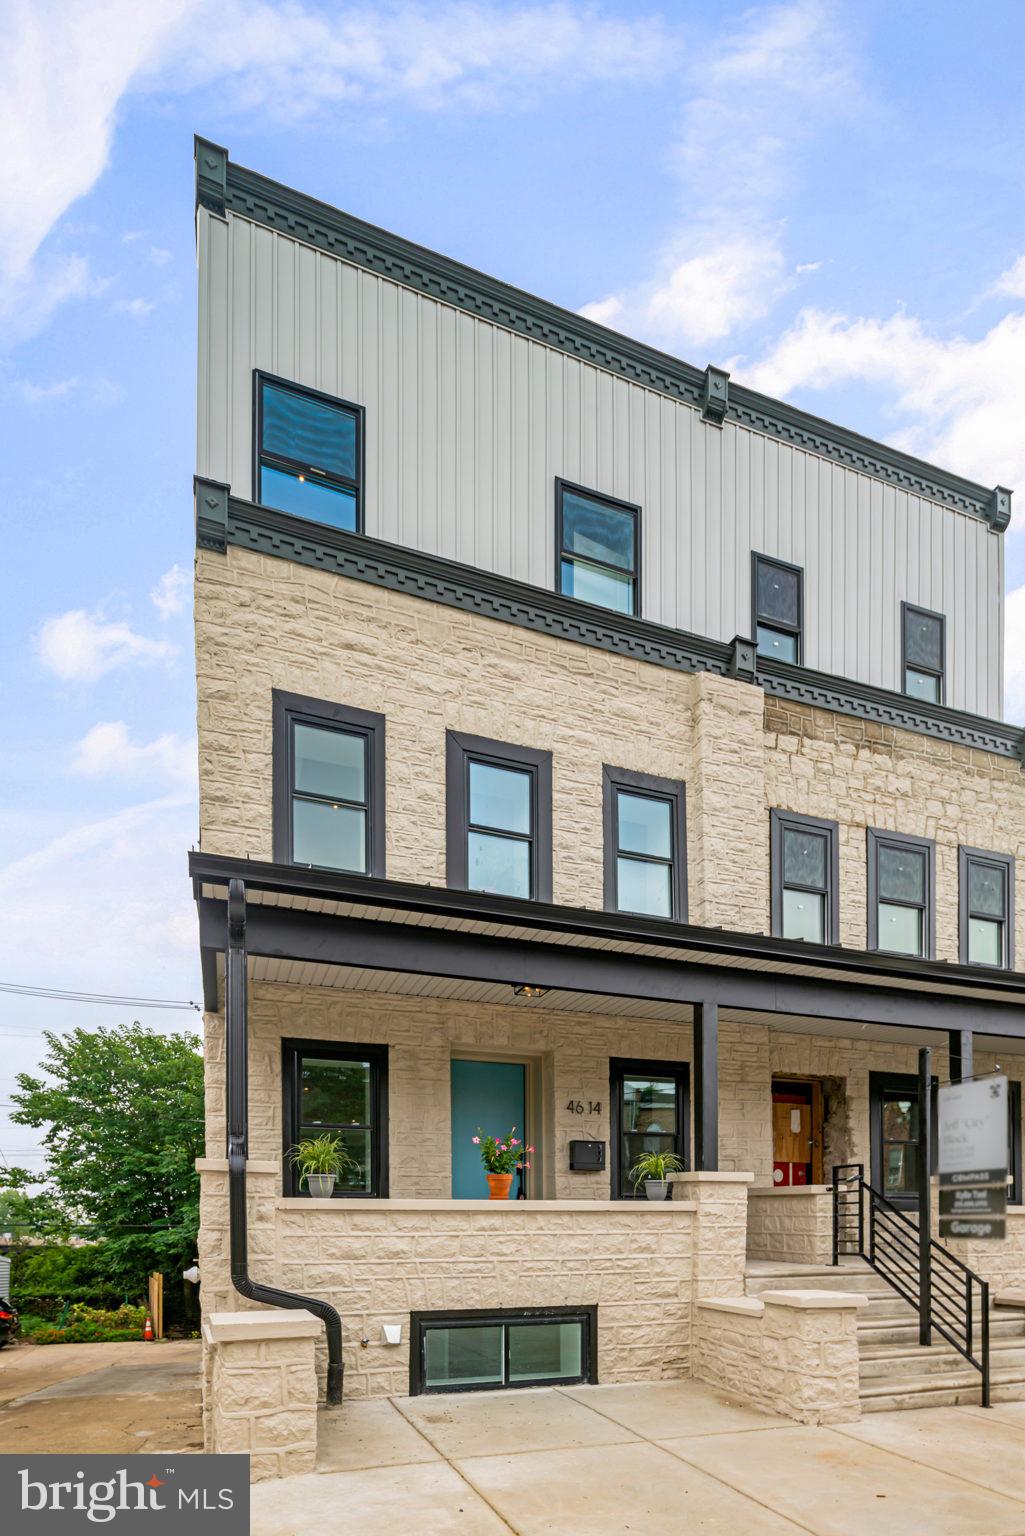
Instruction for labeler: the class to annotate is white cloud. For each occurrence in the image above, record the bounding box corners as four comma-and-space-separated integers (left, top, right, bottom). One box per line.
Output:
740, 304, 1025, 501
7, 375, 79, 404
795, 260, 823, 275
72, 721, 197, 789
111, 296, 154, 318
577, 0, 863, 352
149, 246, 173, 266
151, 564, 190, 619
1, 1, 670, 348
0, 794, 201, 1008
36, 609, 176, 682
991, 255, 1025, 301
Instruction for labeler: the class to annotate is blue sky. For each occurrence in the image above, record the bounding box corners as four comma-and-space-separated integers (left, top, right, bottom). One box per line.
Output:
2, 0, 1025, 1175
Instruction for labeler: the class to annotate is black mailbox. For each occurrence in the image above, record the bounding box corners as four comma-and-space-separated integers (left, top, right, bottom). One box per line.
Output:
569, 1140, 606, 1172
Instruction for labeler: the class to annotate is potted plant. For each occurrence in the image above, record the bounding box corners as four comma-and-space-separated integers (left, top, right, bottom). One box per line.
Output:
288, 1134, 361, 1198
472, 1127, 534, 1199
629, 1150, 684, 1202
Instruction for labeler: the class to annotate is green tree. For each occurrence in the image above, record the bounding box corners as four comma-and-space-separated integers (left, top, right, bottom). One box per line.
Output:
0, 1166, 68, 1247
10, 1025, 204, 1293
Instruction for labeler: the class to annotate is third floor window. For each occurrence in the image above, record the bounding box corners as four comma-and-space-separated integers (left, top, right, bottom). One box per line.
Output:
556, 481, 639, 617
256, 373, 362, 532
902, 602, 945, 704
753, 554, 802, 663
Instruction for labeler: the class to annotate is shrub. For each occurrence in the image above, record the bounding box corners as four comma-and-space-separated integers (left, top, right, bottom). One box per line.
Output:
32, 1326, 142, 1346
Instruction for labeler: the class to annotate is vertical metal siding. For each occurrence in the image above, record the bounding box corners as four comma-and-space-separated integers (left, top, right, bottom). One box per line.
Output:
197, 210, 1004, 718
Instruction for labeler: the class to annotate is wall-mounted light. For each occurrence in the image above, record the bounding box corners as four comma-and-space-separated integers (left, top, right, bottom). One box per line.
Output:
513, 984, 549, 998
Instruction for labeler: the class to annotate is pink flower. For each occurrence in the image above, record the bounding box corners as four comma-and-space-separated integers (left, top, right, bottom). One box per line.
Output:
527, 1146, 535, 1153
524, 1161, 531, 1169
511, 1138, 520, 1146
471, 1136, 480, 1145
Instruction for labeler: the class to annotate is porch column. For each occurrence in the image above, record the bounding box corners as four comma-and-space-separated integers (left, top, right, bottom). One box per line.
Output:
693, 1000, 719, 1172
949, 1028, 973, 1083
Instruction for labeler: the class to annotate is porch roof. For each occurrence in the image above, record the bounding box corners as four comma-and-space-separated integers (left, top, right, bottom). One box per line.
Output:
190, 851, 1025, 1042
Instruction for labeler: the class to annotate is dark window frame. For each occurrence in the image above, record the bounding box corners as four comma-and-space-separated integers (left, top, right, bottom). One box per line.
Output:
867, 827, 936, 959
901, 600, 946, 705
253, 369, 365, 531
281, 1037, 389, 1199
609, 1056, 690, 1201
869, 1069, 938, 1210
752, 552, 803, 664
445, 732, 553, 902
272, 690, 386, 875
555, 478, 641, 618
409, 1305, 598, 1395
770, 809, 840, 946
1010, 1080, 1023, 1207
958, 846, 1015, 970
602, 766, 687, 922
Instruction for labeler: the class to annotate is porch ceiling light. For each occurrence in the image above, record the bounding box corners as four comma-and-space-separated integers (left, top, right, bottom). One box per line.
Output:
513, 983, 549, 998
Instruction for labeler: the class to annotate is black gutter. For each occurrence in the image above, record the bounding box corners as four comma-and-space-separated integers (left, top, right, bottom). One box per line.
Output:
192, 851, 1025, 1002
225, 878, 343, 1403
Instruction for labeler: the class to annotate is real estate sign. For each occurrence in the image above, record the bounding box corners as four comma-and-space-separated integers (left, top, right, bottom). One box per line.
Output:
937, 1074, 1008, 1240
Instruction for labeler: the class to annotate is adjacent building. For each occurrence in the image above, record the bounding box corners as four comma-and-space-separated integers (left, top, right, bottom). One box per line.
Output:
191, 138, 1025, 1464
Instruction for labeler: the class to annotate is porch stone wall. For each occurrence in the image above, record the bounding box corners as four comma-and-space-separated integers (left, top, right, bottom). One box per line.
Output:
203, 1310, 319, 1480
695, 1291, 865, 1425
197, 1182, 696, 1400
746, 1188, 833, 1265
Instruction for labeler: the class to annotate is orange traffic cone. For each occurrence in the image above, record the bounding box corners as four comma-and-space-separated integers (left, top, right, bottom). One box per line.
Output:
143, 1316, 154, 1341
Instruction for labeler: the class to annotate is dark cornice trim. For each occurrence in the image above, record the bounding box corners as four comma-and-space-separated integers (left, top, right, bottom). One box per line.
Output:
194, 138, 1011, 530
195, 480, 1025, 765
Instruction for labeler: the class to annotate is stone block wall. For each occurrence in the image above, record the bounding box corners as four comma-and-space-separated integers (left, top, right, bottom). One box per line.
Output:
203, 1311, 320, 1480
198, 1187, 695, 1400
746, 1188, 833, 1265
695, 1291, 864, 1425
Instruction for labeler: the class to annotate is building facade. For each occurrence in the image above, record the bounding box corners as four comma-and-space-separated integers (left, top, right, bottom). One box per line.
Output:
191, 139, 1025, 1469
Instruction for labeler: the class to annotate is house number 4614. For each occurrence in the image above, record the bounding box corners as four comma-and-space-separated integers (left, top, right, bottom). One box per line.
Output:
567, 1099, 601, 1115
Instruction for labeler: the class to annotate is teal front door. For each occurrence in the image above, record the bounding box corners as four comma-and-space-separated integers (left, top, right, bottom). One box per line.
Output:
451, 1059, 526, 1199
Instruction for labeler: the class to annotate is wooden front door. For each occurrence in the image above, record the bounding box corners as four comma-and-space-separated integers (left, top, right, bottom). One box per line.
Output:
772, 1080, 824, 1185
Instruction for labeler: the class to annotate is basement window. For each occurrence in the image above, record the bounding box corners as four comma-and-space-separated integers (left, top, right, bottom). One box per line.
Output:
409, 1307, 596, 1394
255, 372, 363, 531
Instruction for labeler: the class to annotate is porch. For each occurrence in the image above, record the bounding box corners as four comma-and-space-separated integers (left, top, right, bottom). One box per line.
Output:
191, 853, 1025, 1459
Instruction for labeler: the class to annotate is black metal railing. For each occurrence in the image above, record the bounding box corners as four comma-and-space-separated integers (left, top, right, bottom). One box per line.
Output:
832, 1162, 990, 1407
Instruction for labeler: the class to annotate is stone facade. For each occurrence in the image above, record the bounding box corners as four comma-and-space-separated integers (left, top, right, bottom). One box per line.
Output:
202, 1310, 320, 1480
198, 1173, 695, 1399
746, 1188, 834, 1266
695, 1291, 865, 1425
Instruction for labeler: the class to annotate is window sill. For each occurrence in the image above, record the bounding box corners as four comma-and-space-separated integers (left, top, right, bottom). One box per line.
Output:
276, 1196, 697, 1213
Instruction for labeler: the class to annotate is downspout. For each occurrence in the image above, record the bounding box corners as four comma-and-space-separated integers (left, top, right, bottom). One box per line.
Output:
225, 877, 344, 1403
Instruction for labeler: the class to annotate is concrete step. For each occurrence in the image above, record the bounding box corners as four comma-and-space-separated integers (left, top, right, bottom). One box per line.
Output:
745, 1264, 890, 1298
860, 1369, 1025, 1412
859, 1339, 1025, 1381
859, 1314, 1025, 1346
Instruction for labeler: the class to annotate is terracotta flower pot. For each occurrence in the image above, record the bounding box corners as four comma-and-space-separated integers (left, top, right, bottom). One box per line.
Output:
486, 1172, 514, 1200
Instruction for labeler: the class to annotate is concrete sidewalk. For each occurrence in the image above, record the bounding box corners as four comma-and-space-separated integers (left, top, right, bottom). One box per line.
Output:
251, 1379, 1025, 1536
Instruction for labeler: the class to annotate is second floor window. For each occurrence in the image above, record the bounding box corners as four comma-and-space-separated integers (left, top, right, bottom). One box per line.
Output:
959, 847, 1014, 968
256, 373, 362, 531
770, 810, 839, 944
753, 554, 802, 663
867, 828, 935, 959
446, 733, 553, 901
272, 692, 385, 875
603, 768, 687, 921
556, 481, 639, 616
902, 602, 945, 703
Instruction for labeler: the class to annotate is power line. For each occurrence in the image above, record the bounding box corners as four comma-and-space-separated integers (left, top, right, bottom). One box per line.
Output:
0, 981, 200, 1012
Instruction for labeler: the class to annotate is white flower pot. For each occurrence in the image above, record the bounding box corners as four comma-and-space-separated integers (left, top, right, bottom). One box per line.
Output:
644, 1179, 669, 1202
306, 1173, 336, 1198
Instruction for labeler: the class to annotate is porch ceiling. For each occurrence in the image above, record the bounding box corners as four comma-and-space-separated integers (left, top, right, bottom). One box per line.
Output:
200, 877, 1025, 1010
238, 954, 1025, 1054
